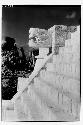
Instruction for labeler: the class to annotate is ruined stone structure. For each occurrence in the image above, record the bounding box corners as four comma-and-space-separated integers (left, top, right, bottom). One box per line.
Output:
2, 25, 80, 121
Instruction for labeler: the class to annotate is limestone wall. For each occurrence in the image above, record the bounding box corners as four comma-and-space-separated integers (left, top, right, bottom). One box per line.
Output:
52, 26, 80, 118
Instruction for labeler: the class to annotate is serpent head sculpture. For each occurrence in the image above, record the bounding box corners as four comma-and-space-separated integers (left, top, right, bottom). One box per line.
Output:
29, 28, 52, 48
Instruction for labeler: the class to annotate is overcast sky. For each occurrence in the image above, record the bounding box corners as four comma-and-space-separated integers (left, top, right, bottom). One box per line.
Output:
2, 5, 81, 46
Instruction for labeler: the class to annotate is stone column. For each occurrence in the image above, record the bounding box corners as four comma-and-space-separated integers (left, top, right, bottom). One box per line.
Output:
48, 25, 56, 54
34, 48, 49, 72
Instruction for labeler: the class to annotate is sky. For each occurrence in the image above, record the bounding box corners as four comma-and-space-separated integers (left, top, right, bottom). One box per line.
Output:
2, 5, 81, 47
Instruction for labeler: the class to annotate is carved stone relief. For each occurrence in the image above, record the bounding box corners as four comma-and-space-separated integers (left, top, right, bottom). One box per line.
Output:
29, 28, 52, 48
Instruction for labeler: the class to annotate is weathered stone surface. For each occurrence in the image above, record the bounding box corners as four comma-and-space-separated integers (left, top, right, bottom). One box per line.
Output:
29, 28, 52, 48
5, 25, 80, 121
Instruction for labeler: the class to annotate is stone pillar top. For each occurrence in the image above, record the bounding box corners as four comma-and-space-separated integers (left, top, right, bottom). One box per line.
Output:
29, 28, 52, 48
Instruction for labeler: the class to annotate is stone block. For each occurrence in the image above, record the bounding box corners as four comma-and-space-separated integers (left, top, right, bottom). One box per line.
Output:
62, 77, 69, 91
64, 45, 73, 54
59, 47, 65, 54
58, 93, 63, 105
53, 54, 62, 64
59, 63, 62, 73
72, 53, 80, 63
70, 79, 80, 94
14, 98, 27, 120
56, 75, 60, 88
52, 55, 57, 64
66, 78, 80, 99
63, 53, 73, 63
65, 39, 71, 48
59, 75, 64, 88
72, 45, 80, 54
34, 78, 59, 107
46, 63, 55, 72
71, 101, 80, 118
66, 63, 71, 75
53, 63, 58, 73
50, 88, 59, 105
71, 43, 80, 53
60, 63, 64, 74
44, 72, 56, 84
3, 109, 19, 121
56, 54, 62, 62
62, 95, 71, 113
39, 48, 49, 57
71, 30, 80, 43
75, 63, 80, 79
55, 75, 61, 88
58, 63, 62, 73
66, 79, 71, 92
63, 63, 67, 74
71, 63, 76, 77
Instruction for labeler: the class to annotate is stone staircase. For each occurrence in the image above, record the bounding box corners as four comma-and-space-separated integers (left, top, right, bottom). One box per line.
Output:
2, 26, 80, 121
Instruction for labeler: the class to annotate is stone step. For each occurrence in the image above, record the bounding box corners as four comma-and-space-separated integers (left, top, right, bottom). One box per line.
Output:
14, 90, 47, 121
14, 95, 31, 121
51, 58, 80, 80
2, 109, 19, 121
33, 77, 76, 121
40, 70, 80, 103
34, 77, 72, 112
14, 81, 76, 121
34, 77, 59, 107
27, 83, 58, 121
2, 100, 19, 121
39, 72, 80, 118
20, 92, 46, 121
59, 45, 79, 54
53, 54, 80, 64
45, 63, 56, 72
